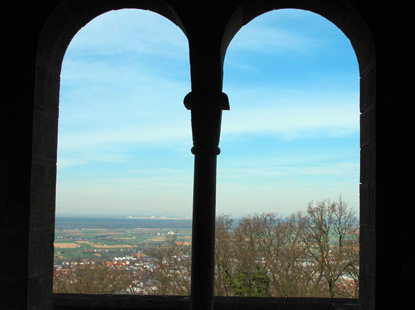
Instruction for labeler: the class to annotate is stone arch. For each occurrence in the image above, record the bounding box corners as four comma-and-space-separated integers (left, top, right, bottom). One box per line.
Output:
37, 1, 187, 73
31, 0, 376, 308
221, 0, 375, 75
220, 0, 375, 308
32, 1, 187, 308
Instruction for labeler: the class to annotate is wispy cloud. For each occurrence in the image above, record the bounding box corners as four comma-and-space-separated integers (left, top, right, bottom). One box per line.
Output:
68, 9, 188, 60
58, 9, 192, 169
56, 9, 360, 217
227, 8, 345, 57
229, 23, 322, 56
218, 161, 359, 183
58, 121, 191, 148
221, 88, 359, 140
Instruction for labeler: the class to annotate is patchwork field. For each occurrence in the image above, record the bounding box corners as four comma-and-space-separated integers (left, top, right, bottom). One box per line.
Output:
54, 217, 192, 262
54, 243, 79, 248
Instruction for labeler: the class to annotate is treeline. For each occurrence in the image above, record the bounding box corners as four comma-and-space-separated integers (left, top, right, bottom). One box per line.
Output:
215, 197, 359, 298
54, 197, 359, 298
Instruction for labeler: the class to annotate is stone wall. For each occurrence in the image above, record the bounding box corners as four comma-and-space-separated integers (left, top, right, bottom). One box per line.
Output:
1, 0, 414, 309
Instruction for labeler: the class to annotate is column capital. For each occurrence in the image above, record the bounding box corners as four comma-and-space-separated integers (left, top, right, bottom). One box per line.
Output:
184, 91, 230, 111
184, 91, 228, 156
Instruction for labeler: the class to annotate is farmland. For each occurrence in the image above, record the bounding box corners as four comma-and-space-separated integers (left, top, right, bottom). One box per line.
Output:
54, 217, 192, 263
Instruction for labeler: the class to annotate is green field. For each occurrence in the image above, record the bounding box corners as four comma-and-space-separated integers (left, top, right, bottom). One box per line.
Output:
54, 218, 192, 262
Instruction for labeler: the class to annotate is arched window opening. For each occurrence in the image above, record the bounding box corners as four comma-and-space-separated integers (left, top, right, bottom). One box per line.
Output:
216, 9, 360, 298
53, 9, 193, 295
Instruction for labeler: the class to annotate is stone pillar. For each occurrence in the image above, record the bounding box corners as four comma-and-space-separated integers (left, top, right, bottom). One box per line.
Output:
184, 91, 229, 310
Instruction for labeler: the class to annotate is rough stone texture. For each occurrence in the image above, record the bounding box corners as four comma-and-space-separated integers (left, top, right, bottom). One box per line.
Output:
53, 295, 359, 310
1, 0, 414, 309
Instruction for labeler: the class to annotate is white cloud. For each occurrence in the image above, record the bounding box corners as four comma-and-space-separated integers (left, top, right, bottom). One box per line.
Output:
56, 9, 360, 217
58, 9, 192, 169
225, 8, 347, 58
68, 9, 188, 60
228, 23, 322, 56
218, 161, 358, 180
221, 89, 359, 140
57, 150, 130, 168
58, 121, 191, 149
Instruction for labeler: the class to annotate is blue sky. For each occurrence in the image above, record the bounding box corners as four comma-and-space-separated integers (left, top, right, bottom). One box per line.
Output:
56, 9, 359, 218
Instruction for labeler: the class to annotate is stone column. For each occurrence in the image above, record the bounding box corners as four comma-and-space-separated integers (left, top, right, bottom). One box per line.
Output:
184, 91, 229, 310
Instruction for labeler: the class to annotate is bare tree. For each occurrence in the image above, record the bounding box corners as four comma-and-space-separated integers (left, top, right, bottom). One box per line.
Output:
214, 197, 359, 298
214, 214, 234, 296
55, 196, 358, 298
143, 233, 191, 295
253, 213, 311, 297
297, 196, 359, 297
336, 223, 359, 298
224, 215, 271, 297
